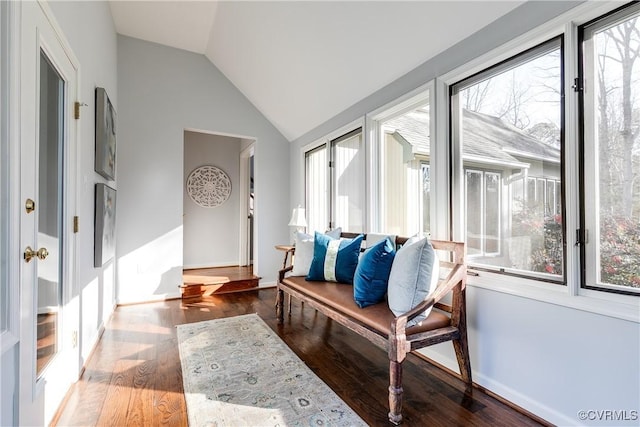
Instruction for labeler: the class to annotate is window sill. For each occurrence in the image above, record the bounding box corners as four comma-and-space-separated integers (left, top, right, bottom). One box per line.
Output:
467, 270, 640, 323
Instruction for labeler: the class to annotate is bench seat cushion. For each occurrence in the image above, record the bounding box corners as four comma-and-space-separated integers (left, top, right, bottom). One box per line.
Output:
282, 276, 450, 337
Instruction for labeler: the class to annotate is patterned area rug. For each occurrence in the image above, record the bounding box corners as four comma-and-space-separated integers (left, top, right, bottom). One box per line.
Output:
177, 313, 366, 426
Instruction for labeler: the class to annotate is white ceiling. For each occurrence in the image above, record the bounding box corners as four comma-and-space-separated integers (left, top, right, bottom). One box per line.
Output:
110, 1, 525, 141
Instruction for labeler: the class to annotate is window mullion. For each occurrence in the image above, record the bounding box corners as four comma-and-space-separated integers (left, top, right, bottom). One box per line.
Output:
564, 21, 582, 296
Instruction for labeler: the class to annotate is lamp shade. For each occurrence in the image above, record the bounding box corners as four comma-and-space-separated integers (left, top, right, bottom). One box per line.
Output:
288, 206, 307, 228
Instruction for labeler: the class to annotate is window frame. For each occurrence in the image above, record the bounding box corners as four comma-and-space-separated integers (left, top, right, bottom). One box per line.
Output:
365, 81, 442, 237
301, 118, 365, 233
436, 0, 639, 322
450, 35, 566, 283
578, 1, 640, 296
329, 127, 365, 232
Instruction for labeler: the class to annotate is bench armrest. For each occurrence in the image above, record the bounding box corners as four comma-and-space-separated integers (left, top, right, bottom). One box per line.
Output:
278, 265, 294, 282
390, 263, 467, 334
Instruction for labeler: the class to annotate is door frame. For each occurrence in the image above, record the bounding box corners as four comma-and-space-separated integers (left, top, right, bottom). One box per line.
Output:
17, 1, 80, 425
1, 2, 24, 425
239, 142, 255, 266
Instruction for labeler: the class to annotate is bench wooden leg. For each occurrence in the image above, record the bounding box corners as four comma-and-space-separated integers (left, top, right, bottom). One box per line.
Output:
276, 288, 284, 324
388, 360, 403, 425
453, 332, 472, 384
453, 289, 472, 385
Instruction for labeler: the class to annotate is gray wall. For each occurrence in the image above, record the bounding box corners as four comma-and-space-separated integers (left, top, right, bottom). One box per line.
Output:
183, 131, 241, 268
289, 1, 639, 426
49, 0, 118, 375
117, 35, 289, 303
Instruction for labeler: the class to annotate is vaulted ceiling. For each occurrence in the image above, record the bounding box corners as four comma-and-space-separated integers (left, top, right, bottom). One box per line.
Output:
109, 1, 525, 141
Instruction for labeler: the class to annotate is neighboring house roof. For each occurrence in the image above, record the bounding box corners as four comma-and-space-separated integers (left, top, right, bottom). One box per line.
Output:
385, 108, 560, 168
385, 109, 431, 156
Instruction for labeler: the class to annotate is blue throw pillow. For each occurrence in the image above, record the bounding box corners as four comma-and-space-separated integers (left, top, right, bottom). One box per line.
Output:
353, 238, 396, 308
307, 232, 364, 284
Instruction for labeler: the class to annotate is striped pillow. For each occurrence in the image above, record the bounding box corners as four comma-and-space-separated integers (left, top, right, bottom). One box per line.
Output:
306, 232, 364, 284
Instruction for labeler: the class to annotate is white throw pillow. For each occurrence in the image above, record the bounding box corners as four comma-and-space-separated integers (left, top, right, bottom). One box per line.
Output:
290, 228, 341, 276
387, 236, 440, 327
365, 233, 397, 248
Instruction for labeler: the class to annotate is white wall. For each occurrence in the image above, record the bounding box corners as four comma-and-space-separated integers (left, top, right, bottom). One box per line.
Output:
183, 131, 241, 268
48, 0, 118, 373
289, 1, 639, 426
117, 35, 289, 304
427, 286, 640, 426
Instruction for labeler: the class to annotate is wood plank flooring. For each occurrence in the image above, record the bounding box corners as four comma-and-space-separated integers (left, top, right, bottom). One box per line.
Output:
181, 266, 260, 298
52, 289, 548, 426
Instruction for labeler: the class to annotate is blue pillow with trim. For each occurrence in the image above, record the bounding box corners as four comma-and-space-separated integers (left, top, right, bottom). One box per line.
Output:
306, 232, 364, 284
353, 238, 396, 308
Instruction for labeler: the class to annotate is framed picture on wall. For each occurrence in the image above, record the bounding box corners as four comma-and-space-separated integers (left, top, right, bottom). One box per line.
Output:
95, 87, 116, 180
94, 183, 116, 267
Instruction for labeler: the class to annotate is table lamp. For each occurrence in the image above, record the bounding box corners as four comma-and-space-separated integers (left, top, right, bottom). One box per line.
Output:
288, 205, 307, 244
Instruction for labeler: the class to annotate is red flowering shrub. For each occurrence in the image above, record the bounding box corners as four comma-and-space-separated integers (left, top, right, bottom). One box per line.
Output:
600, 216, 640, 288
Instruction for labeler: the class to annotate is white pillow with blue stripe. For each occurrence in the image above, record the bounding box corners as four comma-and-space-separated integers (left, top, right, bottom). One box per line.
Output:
306, 232, 364, 284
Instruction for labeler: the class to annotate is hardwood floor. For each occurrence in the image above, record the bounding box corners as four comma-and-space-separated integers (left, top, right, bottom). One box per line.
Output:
37, 313, 57, 375
53, 289, 548, 426
181, 266, 260, 298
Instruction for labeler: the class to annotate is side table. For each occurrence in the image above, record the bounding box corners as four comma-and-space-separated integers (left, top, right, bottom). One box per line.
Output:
274, 245, 295, 314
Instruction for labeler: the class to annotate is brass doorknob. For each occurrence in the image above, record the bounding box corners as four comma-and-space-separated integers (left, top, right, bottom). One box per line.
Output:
24, 246, 35, 263
24, 246, 49, 262
37, 247, 49, 260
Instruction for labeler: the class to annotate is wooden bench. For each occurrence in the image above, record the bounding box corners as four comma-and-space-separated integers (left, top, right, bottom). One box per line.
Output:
276, 234, 471, 425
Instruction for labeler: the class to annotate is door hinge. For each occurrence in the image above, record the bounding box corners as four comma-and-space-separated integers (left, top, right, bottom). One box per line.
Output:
74, 101, 87, 119
73, 216, 79, 233
575, 228, 588, 246
572, 77, 583, 93
329, 161, 334, 168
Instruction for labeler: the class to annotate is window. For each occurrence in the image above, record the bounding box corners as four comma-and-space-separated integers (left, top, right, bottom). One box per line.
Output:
451, 37, 564, 280
305, 145, 328, 234
331, 129, 364, 233
375, 98, 431, 236
581, 3, 640, 294
305, 127, 364, 233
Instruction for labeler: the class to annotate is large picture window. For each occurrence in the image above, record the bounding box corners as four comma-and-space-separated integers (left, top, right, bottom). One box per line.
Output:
451, 37, 564, 280
581, 3, 640, 294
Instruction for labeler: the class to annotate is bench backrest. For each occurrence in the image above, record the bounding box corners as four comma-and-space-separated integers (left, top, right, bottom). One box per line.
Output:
338, 232, 465, 267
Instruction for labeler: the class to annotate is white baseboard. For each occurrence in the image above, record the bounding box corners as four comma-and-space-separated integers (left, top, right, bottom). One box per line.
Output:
183, 261, 240, 269
259, 280, 275, 287
116, 290, 182, 306
419, 349, 576, 426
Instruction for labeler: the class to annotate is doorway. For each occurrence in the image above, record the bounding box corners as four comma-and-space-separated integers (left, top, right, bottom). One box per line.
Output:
239, 143, 255, 267
183, 131, 257, 270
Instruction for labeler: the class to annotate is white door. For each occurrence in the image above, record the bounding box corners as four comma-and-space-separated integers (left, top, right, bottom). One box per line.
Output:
18, 2, 79, 425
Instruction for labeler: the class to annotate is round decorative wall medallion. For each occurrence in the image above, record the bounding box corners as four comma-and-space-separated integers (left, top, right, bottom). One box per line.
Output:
186, 165, 232, 208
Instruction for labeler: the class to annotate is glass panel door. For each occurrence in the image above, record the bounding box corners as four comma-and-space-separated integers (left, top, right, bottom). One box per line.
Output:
36, 51, 64, 376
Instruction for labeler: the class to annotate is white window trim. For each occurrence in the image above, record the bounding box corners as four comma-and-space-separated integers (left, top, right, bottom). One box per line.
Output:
301, 118, 364, 232
436, 0, 639, 323
365, 81, 437, 235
